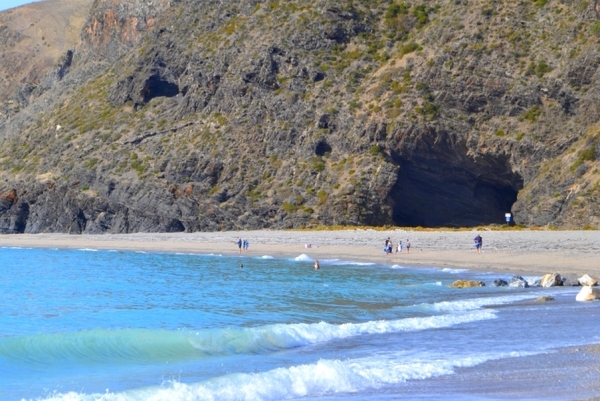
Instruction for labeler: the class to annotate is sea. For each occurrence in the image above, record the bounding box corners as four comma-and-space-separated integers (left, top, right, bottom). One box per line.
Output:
1, 246, 600, 401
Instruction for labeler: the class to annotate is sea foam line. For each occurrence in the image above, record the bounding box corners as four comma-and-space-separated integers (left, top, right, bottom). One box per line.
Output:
34, 350, 530, 401
424, 293, 543, 313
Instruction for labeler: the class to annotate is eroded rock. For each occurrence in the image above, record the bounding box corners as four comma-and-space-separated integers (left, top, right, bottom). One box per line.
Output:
448, 280, 485, 288
540, 273, 563, 288
576, 286, 600, 302
578, 274, 598, 287
509, 275, 529, 288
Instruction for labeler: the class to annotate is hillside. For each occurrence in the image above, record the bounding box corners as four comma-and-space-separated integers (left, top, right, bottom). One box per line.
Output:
0, 0, 92, 116
1, 0, 600, 233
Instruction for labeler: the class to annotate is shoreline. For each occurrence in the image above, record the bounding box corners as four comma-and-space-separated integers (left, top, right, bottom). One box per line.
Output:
1, 229, 599, 279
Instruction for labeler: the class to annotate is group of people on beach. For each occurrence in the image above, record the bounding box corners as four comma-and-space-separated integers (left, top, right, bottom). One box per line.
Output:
384, 237, 410, 254
236, 238, 249, 253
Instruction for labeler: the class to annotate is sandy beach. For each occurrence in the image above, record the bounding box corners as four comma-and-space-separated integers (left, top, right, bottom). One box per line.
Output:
1, 229, 599, 279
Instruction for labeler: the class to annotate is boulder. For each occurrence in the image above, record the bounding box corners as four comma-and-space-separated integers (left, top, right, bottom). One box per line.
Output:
540, 273, 563, 288
578, 274, 598, 287
534, 296, 555, 303
493, 279, 508, 287
576, 286, 600, 302
508, 275, 529, 288
448, 280, 486, 288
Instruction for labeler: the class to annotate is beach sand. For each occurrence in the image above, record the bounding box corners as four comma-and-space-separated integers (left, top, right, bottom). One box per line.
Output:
0, 229, 599, 279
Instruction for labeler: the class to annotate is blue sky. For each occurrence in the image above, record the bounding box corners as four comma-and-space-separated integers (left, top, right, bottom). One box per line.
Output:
0, 0, 37, 12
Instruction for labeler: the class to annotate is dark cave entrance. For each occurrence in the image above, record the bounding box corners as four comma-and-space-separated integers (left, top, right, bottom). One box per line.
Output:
315, 141, 332, 156
142, 75, 180, 103
389, 158, 523, 227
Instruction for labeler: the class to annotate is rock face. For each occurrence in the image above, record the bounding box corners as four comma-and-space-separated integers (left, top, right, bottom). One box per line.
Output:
576, 286, 600, 302
540, 273, 563, 288
448, 280, 485, 288
578, 274, 598, 287
1, 0, 600, 233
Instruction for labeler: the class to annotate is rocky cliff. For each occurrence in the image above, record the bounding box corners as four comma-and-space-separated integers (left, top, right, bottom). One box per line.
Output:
1, 0, 600, 233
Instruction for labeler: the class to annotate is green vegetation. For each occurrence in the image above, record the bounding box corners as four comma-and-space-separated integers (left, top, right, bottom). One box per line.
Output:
571, 146, 596, 172
522, 105, 544, 122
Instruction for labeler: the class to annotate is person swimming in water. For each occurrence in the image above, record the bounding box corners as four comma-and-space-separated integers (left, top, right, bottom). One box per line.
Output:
314, 260, 320, 270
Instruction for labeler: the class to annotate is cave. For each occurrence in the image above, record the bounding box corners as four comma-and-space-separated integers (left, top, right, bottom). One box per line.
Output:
315, 141, 332, 156
142, 75, 180, 103
389, 157, 523, 227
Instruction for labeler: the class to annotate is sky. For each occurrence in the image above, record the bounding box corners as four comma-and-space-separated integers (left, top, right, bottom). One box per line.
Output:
0, 0, 38, 12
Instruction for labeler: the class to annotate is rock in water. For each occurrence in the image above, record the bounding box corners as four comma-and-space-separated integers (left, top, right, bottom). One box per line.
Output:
493, 279, 508, 287
578, 274, 598, 287
576, 286, 600, 302
540, 273, 563, 288
508, 275, 529, 288
448, 280, 485, 288
534, 296, 555, 303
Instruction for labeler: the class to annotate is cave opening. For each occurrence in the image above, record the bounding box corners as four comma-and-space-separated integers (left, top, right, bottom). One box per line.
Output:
389, 159, 523, 227
315, 141, 332, 156
142, 75, 180, 103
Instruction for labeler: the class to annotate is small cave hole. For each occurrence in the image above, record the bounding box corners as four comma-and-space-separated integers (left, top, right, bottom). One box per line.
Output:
315, 141, 332, 156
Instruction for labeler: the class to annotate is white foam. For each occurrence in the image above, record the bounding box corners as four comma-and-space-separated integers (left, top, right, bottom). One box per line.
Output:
261, 255, 274, 259
441, 268, 468, 274
425, 293, 541, 313
390, 264, 406, 269
294, 254, 313, 262
78, 248, 98, 252
342, 261, 375, 266
187, 310, 498, 354
37, 350, 530, 401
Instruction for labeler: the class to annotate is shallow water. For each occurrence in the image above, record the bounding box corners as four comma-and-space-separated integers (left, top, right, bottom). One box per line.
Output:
1, 247, 599, 400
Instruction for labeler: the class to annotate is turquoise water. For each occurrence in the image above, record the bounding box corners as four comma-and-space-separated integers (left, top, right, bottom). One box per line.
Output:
1, 247, 600, 400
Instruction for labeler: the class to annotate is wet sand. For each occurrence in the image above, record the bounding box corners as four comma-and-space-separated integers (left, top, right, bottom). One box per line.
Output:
0, 229, 598, 278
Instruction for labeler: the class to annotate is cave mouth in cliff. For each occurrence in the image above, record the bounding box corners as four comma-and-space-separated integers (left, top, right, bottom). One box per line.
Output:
389, 159, 523, 227
142, 75, 179, 103
315, 141, 332, 156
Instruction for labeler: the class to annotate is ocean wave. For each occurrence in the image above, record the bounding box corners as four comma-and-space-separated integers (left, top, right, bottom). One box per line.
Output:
35, 350, 527, 401
441, 268, 468, 274
0, 311, 495, 366
293, 254, 374, 266
261, 255, 274, 259
77, 248, 98, 252
294, 254, 313, 262
424, 293, 542, 313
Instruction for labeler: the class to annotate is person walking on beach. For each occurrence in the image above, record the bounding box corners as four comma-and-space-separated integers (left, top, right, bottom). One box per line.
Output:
384, 237, 392, 254
243, 239, 249, 252
474, 234, 483, 254
397, 239, 403, 254
405, 239, 411, 253
236, 238, 242, 253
